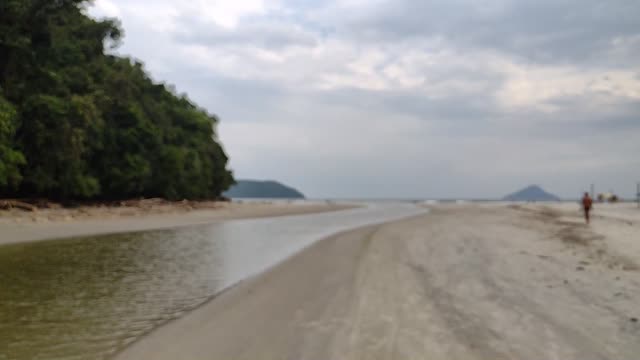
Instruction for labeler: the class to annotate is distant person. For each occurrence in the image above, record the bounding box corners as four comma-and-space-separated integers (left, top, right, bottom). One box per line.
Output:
581, 192, 593, 224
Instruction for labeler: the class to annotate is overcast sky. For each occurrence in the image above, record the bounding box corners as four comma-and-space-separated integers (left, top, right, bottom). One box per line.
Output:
89, 0, 640, 199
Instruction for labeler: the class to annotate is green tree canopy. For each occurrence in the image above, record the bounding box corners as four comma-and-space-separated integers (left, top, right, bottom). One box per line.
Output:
0, 0, 233, 200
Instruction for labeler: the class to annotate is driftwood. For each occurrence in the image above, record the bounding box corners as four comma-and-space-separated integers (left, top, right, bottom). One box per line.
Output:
0, 200, 37, 212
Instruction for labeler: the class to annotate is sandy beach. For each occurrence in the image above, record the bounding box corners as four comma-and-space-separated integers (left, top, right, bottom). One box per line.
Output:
0, 201, 354, 245
116, 202, 640, 360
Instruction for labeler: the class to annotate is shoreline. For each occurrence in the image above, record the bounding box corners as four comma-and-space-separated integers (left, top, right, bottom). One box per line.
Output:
0, 201, 356, 246
116, 203, 640, 360
115, 220, 386, 360
111, 221, 387, 360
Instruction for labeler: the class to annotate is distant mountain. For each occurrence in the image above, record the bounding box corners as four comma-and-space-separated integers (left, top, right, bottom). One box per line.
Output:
503, 185, 561, 201
224, 180, 305, 199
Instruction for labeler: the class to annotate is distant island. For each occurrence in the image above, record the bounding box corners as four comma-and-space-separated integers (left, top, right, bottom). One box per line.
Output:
503, 185, 561, 201
224, 180, 305, 199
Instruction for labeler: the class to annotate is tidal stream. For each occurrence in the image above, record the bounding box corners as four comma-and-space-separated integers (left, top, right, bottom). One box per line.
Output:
0, 203, 424, 360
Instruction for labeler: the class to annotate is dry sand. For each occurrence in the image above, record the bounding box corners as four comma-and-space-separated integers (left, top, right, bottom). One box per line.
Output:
0, 201, 354, 245
116, 202, 640, 360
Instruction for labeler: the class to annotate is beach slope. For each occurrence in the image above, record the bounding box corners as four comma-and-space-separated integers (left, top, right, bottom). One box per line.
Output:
116, 203, 640, 360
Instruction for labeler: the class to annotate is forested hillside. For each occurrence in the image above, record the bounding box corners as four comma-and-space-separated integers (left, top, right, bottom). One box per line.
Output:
0, 0, 233, 201
224, 180, 305, 199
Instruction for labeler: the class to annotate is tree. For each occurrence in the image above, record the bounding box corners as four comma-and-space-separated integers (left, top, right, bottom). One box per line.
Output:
0, 93, 25, 190
0, 0, 233, 200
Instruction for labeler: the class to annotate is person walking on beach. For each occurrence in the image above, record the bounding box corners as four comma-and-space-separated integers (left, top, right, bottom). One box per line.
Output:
582, 192, 593, 224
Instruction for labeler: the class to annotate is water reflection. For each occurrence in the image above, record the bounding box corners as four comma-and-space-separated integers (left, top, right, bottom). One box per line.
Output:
0, 203, 424, 360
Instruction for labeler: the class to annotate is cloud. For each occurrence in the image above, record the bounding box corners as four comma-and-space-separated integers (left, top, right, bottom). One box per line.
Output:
91, 0, 121, 17
88, 0, 640, 198
315, 0, 640, 66
175, 20, 317, 50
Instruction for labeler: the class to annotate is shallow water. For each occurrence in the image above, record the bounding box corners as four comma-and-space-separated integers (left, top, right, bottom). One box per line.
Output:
0, 203, 424, 360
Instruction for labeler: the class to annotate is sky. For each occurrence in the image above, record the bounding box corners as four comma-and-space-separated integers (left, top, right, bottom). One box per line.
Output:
88, 0, 640, 199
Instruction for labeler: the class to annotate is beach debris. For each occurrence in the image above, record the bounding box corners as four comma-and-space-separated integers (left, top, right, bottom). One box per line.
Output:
622, 263, 639, 271
576, 266, 585, 271
631, 318, 638, 323
0, 200, 37, 212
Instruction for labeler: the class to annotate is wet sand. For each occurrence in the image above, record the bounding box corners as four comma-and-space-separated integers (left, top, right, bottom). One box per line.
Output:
116, 203, 640, 360
0, 202, 354, 245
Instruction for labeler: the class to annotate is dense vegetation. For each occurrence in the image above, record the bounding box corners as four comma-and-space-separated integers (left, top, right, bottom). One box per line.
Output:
0, 0, 233, 201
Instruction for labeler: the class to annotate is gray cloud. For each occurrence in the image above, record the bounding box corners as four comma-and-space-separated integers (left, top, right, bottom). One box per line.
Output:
318, 0, 640, 66
90, 0, 640, 199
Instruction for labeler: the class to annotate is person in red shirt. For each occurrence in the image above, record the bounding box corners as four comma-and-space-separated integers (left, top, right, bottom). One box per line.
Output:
582, 192, 593, 224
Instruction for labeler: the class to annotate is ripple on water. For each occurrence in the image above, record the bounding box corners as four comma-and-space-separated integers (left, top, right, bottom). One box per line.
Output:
0, 203, 425, 360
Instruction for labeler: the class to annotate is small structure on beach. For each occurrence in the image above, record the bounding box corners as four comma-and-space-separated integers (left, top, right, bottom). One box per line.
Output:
597, 192, 619, 203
